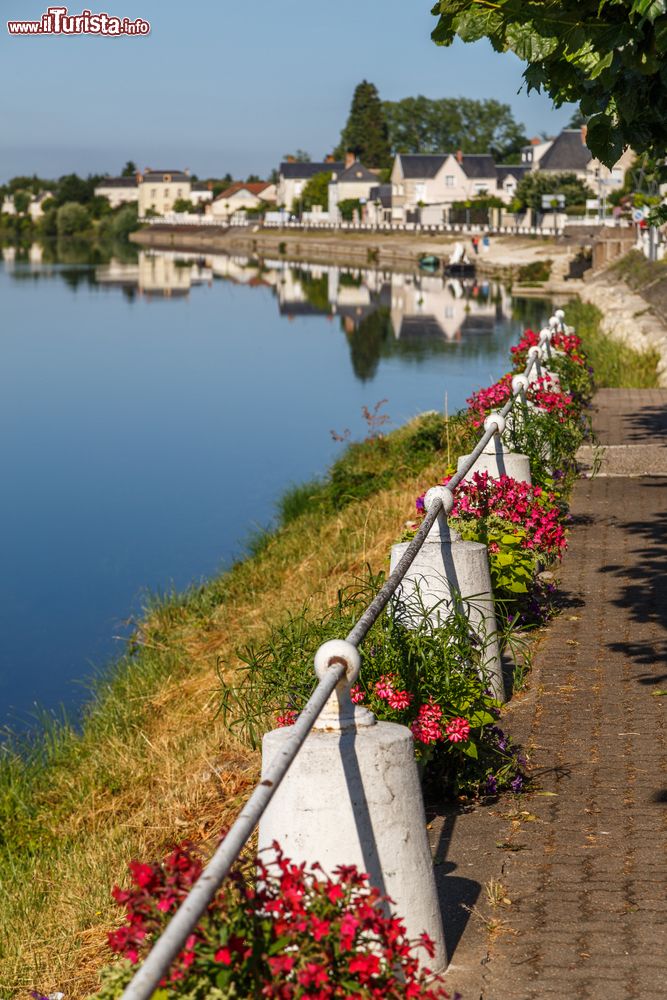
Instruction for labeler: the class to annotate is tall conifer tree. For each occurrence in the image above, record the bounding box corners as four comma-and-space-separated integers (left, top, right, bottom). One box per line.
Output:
335, 81, 392, 167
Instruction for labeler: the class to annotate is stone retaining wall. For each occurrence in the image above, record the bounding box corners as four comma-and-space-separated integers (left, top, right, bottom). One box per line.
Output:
579, 266, 667, 386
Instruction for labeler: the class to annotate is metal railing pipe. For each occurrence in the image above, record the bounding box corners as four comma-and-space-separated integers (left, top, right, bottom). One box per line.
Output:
120, 661, 346, 1000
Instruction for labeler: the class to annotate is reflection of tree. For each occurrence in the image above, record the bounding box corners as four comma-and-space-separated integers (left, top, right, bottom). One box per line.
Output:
344, 306, 392, 382
296, 270, 330, 313
509, 296, 552, 330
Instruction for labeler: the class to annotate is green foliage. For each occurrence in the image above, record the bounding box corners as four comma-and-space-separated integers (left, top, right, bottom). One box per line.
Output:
517, 259, 552, 282
430, 0, 667, 165
513, 171, 594, 212
296, 171, 331, 213
56, 201, 91, 237
335, 80, 392, 168
565, 296, 660, 388
384, 95, 527, 161
172, 198, 196, 213
283, 149, 311, 162
12, 191, 31, 215
454, 519, 536, 596
54, 172, 100, 206
220, 574, 522, 795
337, 197, 362, 221
121, 161, 137, 177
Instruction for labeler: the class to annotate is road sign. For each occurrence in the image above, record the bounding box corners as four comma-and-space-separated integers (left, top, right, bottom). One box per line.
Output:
632, 208, 645, 223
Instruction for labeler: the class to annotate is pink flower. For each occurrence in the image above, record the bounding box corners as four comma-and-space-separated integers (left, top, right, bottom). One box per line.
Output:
388, 689, 413, 711
410, 701, 443, 744
374, 674, 395, 700
445, 717, 471, 743
350, 684, 365, 704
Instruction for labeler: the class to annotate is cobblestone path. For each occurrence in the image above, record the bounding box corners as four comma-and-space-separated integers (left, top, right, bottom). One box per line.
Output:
434, 389, 667, 1000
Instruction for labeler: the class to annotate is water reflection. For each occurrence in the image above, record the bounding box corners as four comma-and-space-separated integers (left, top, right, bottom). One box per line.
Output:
0, 240, 552, 727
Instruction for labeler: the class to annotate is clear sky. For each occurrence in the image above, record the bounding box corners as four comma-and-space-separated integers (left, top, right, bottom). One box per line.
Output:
0, 0, 576, 182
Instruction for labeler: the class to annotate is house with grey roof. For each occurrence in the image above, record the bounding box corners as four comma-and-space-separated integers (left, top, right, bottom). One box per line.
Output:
94, 175, 139, 208
138, 169, 192, 216
328, 154, 381, 219
276, 158, 343, 211
524, 127, 634, 197
390, 151, 504, 222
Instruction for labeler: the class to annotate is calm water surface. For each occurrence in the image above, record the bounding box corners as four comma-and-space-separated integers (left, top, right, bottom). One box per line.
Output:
0, 243, 551, 728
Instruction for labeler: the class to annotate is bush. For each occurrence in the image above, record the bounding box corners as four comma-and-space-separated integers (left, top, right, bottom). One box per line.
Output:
56, 201, 91, 237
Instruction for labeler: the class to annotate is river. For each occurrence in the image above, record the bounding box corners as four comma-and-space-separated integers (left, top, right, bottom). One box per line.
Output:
0, 241, 551, 730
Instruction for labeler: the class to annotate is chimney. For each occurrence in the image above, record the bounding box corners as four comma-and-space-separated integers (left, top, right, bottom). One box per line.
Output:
184, 167, 190, 176
581, 124, 588, 144
286, 155, 295, 163
455, 149, 463, 164
345, 150, 356, 169
136, 171, 143, 183
325, 154, 335, 163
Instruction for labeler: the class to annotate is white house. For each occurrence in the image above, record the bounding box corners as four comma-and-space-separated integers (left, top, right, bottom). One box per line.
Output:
190, 181, 214, 207
328, 154, 380, 218
276, 158, 343, 211
390, 152, 502, 222
94, 176, 140, 208
209, 182, 276, 220
138, 169, 192, 216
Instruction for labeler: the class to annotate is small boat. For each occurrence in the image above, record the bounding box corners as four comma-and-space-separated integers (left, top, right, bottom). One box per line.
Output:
443, 241, 476, 278
418, 254, 440, 272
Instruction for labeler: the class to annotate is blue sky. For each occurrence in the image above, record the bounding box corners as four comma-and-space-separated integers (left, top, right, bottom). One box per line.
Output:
0, 0, 576, 182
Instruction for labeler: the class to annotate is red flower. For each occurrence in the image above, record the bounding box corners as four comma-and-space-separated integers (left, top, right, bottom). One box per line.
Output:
214, 946, 232, 965
349, 952, 381, 981
445, 717, 471, 743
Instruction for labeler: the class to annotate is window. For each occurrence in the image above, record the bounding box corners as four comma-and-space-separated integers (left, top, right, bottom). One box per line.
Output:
445, 175, 454, 187
415, 183, 426, 200
474, 183, 489, 194
151, 189, 157, 198
176, 188, 182, 197
163, 188, 170, 198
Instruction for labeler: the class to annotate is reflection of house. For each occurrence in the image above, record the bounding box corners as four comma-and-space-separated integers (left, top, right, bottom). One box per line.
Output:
390, 273, 506, 340
276, 158, 343, 210
138, 169, 191, 216
96, 252, 211, 296
94, 176, 140, 208
328, 154, 379, 219
209, 182, 276, 220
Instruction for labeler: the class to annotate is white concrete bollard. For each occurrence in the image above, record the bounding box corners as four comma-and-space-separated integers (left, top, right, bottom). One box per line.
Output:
258, 640, 446, 971
457, 412, 532, 485
527, 342, 561, 389
389, 488, 505, 701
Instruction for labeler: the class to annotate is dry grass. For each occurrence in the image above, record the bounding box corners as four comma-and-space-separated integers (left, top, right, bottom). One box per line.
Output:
0, 436, 450, 999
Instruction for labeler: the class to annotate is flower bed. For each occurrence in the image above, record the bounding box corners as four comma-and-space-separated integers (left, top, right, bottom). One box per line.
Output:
91, 841, 449, 1000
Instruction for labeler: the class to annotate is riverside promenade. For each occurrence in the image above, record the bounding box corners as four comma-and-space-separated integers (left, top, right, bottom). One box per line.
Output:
433, 388, 667, 999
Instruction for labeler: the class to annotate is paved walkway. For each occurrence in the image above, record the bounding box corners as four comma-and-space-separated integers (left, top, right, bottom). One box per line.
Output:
432, 389, 667, 1000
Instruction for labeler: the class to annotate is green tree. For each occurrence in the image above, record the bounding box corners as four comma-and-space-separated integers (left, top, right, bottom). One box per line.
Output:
56, 202, 91, 236
54, 173, 100, 206
383, 96, 527, 161
512, 172, 594, 212
335, 80, 392, 167
283, 149, 311, 162
121, 161, 137, 177
297, 171, 332, 213
12, 191, 31, 214
430, 0, 667, 165
172, 198, 196, 213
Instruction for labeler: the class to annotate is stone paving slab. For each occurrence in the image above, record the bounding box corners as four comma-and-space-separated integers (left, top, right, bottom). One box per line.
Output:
432, 390, 667, 1000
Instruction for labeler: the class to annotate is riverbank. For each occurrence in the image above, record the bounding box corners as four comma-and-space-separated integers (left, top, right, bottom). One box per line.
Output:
130, 224, 587, 293
579, 251, 667, 386
0, 302, 658, 999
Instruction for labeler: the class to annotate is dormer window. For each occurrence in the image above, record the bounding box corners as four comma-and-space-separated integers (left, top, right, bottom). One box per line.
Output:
163, 174, 172, 182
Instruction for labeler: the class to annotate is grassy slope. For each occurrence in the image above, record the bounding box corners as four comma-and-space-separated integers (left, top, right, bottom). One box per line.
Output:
0, 300, 658, 998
